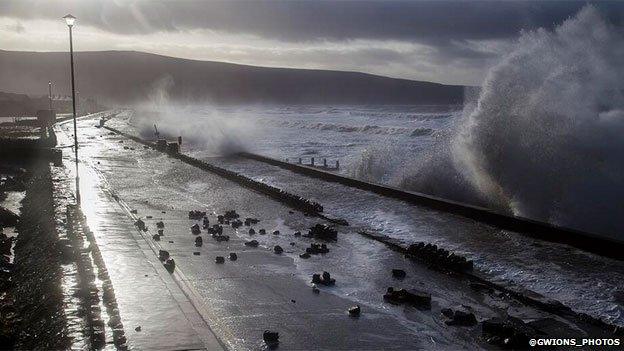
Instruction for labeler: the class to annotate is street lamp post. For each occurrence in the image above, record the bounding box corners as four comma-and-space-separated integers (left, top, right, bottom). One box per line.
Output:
63, 14, 80, 203
48, 81, 52, 110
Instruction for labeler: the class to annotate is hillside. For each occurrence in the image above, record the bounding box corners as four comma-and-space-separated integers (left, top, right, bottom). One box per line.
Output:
0, 50, 465, 105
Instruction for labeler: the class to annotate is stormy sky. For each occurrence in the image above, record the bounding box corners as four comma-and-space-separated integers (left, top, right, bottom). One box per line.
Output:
1, 0, 622, 85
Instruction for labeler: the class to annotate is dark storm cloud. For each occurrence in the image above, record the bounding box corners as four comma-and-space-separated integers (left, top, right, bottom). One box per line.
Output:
2, 0, 623, 43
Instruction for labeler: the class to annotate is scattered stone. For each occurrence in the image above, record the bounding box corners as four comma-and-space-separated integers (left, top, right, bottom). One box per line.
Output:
306, 243, 329, 255
158, 250, 170, 261
259, 229, 266, 235
152, 234, 160, 241
294, 231, 301, 237
193, 252, 200, 256
134, 219, 146, 231
312, 271, 335, 286
231, 219, 243, 228
244, 240, 259, 247
274, 245, 283, 254
164, 258, 175, 273
290, 242, 295, 246
135, 326, 141, 332
157, 229, 164, 236
195, 236, 203, 247
273, 230, 280, 235
307, 224, 337, 241
146, 215, 153, 219
202, 217, 210, 229
248, 228, 256, 235
392, 269, 406, 279
156, 221, 165, 228
229, 253, 238, 261
312, 285, 320, 294
299, 252, 311, 259
191, 224, 201, 235
263, 330, 279, 345
214, 235, 230, 242
215, 256, 225, 264
348, 305, 361, 317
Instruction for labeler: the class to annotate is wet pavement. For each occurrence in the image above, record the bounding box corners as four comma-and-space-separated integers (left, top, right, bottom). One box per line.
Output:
55, 117, 224, 351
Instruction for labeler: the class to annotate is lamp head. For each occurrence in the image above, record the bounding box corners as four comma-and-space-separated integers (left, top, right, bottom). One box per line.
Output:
63, 14, 76, 27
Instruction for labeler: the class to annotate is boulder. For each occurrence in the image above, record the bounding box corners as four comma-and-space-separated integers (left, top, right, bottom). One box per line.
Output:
392, 269, 406, 279
348, 305, 361, 317
244, 240, 259, 247
156, 221, 165, 229
188, 210, 206, 220
274, 245, 283, 254
0, 207, 18, 227
248, 228, 256, 235
163, 258, 175, 273
215, 256, 225, 264
152, 234, 160, 241
229, 253, 238, 261
273, 230, 280, 235
312, 271, 335, 286
259, 229, 266, 235
195, 236, 203, 247
191, 224, 201, 235
299, 253, 311, 259
263, 330, 279, 344
158, 250, 170, 261
307, 224, 337, 241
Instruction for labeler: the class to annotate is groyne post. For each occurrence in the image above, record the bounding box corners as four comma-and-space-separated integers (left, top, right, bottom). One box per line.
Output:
311, 157, 315, 166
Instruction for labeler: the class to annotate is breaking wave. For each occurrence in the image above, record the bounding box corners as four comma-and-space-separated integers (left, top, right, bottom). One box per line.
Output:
356, 5, 624, 238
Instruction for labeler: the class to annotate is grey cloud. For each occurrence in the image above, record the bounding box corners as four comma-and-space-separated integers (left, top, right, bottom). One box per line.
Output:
2, 0, 623, 43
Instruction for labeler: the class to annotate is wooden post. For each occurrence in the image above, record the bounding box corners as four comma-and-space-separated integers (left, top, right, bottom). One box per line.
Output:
336, 160, 340, 169
323, 158, 327, 167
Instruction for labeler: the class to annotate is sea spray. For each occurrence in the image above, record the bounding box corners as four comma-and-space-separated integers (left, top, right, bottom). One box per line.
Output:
134, 75, 253, 156
454, 5, 624, 237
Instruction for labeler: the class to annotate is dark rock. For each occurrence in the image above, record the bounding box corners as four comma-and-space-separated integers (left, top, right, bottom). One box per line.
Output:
348, 305, 361, 317
248, 228, 256, 235
307, 224, 337, 241
224, 210, 239, 220
312, 271, 335, 286
193, 252, 200, 256
263, 330, 279, 344
273, 230, 280, 235
191, 224, 201, 235
157, 229, 164, 236
244, 240, 259, 247
294, 231, 301, 236
134, 219, 146, 231
214, 235, 230, 242
229, 253, 238, 261
299, 253, 311, 259
156, 221, 164, 228
163, 258, 175, 273
274, 245, 283, 254
152, 234, 160, 241
259, 229, 266, 235
158, 250, 170, 261
195, 236, 203, 247
392, 269, 406, 279
215, 256, 225, 264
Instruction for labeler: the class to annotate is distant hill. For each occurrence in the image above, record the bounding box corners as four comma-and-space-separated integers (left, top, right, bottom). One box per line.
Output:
0, 50, 465, 105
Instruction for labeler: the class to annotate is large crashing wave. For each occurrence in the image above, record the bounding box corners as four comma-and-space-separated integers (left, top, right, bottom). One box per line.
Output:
453, 5, 624, 237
